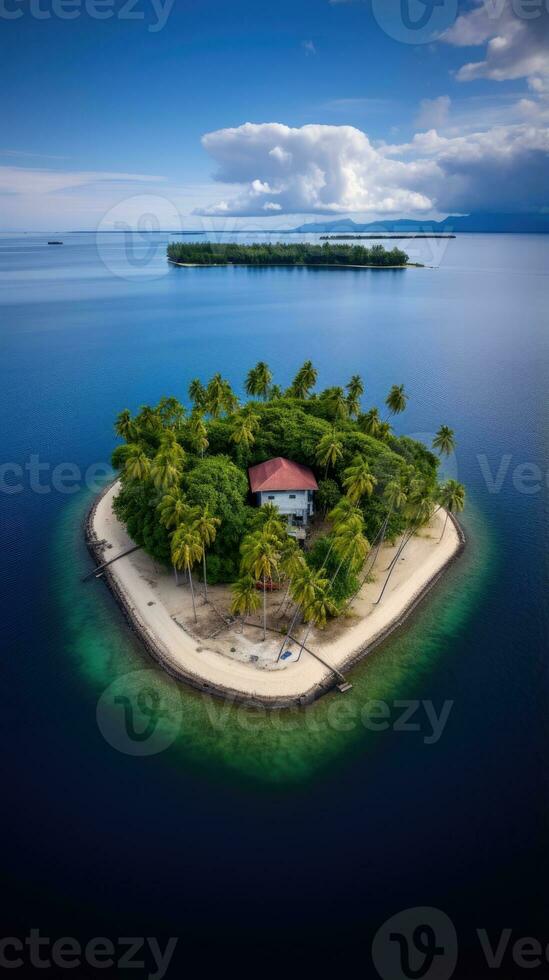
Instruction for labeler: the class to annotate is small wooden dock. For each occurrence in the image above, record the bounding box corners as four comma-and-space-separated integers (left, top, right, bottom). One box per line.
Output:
82, 544, 142, 582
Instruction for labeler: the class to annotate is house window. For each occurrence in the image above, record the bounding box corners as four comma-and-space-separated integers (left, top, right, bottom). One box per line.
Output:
289, 494, 296, 499
268, 495, 275, 500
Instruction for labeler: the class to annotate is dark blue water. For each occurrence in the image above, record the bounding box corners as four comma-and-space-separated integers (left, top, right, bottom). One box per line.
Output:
1, 232, 547, 975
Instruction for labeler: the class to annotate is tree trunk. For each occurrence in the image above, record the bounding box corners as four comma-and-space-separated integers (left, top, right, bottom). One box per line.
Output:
296, 622, 312, 661
202, 551, 208, 601
277, 604, 302, 661
439, 510, 450, 542
374, 529, 414, 604
277, 582, 292, 617
188, 564, 197, 623
384, 524, 413, 572
262, 578, 267, 641
342, 515, 388, 612
173, 564, 179, 586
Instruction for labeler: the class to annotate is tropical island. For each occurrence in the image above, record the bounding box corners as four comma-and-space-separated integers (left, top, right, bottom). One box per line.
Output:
167, 241, 414, 268
87, 363, 465, 705
319, 234, 455, 240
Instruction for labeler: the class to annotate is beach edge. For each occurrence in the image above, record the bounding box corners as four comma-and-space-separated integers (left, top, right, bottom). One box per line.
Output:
84, 482, 465, 709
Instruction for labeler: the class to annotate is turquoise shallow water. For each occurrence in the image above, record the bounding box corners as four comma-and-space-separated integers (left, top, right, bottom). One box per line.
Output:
2, 231, 547, 964
57, 487, 491, 788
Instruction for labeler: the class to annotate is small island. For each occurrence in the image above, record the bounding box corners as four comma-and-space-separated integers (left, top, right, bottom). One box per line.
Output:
86, 363, 465, 706
320, 234, 456, 240
167, 241, 416, 268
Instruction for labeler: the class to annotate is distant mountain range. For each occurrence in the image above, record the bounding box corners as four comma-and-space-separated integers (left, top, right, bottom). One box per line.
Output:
292, 213, 549, 234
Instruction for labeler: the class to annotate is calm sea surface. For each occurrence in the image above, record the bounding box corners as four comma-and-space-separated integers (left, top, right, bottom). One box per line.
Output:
1, 232, 547, 972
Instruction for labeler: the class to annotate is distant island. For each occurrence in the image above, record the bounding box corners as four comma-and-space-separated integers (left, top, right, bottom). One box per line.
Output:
320, 234, 455, 240
293, 212, 549, 235
167, 241, 414, 268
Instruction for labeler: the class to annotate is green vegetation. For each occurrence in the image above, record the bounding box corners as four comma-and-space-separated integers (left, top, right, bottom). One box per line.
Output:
111, 361, 464, 628
166, 241, 410, 268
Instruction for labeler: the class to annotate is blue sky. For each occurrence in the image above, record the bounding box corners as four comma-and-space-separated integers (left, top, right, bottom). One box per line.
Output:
1, 0, 548, 228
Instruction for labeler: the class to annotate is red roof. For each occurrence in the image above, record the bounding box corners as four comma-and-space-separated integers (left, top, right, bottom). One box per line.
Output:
248, 457, 318, 493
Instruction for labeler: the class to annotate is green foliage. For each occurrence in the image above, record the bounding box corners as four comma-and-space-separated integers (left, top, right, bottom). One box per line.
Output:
113, 482, 171, 565
167, 241, 409, 267
317, 479, 341, 515
109, 364, 455, 597
306, 537, 359, 607
183, 454, 252, 562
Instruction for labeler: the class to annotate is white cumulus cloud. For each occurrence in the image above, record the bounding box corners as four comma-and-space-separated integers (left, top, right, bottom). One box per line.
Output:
442, 0, 549, 87
196, 122, 435, 215
195, 119, 549, 216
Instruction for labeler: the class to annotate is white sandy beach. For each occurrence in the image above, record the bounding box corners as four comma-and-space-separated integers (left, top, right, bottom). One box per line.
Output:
90, 482, 461, 703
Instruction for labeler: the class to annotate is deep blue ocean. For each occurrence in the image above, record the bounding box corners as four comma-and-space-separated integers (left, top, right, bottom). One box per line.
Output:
1, 231, 547, 976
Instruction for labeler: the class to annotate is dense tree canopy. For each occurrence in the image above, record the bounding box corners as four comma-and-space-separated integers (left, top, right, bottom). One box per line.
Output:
167, 241, 409, 268
111, 360, 462, 617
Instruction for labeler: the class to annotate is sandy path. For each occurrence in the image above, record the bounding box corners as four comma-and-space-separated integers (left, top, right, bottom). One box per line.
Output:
89, 483, 461, 703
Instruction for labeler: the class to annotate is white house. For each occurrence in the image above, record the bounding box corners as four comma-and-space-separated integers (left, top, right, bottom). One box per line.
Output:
248, 457, 318, 525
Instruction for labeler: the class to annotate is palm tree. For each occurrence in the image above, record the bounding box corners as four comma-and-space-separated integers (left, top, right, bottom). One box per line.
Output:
137, 405, 162, 435
332, 514, 370, 582
245, 361, 272, 400
188, 411, 209, 456
370, 475, 407, 565
295, 574, 337, 659
150, 447, 182, 491
346, 375, 364, 417
157, 396, 185, 431
342, 455, 377, 503
385, 384, 408, 418
359, 407, 381, 437
328, 496, 362, 530
437, 480, 465, 541
158, 491, 190, 530
115, 409, 135, 442
433, 425, 456, 457
277, 540, 306, 616
289, 360, 317, 398
206, 373, 236, 417
188, 378, 206, 410
255, 361, 272, 400
376, 421, 393, 441
124, 445, 151, 482
327, 387, 349, 420
303, 585, 338, 630
244, 366, 259, 398
253, 501, 284, 530
171, 525, 202, 623
230, 408, 259, 450
375, 483, 433, 604
158, 492, 191, 584
316, 428, 343, 478
191, 506, 220, 599
288, 562, 317, 609
269, 384, 283, 400
275, 562, 324, 660
343, 474, 409, 611
230, 575, 262, 631
240, 530, 280, 640
222, 382, 239, 415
